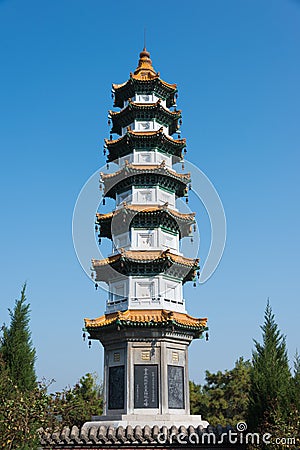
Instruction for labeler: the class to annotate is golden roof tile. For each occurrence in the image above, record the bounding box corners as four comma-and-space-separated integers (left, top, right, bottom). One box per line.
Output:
92, 250, 199, 268
96, 204, 195, 222
85, 309, 207, 329
101, 162, 190, 181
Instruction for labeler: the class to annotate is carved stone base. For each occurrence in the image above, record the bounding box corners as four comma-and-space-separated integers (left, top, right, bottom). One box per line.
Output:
88, 321, 208, 427
98, 328, 197, 418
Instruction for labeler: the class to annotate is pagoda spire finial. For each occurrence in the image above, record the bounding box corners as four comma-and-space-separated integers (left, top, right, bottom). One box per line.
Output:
132, 45, 158, 81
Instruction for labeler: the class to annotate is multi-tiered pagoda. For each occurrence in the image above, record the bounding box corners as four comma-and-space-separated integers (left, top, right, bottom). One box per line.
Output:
84, 48, 208, 427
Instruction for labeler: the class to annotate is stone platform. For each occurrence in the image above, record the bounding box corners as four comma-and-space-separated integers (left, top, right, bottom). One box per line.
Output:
84, 413, 208, 429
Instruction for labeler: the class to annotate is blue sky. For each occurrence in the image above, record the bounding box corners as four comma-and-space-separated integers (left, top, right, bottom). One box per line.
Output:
0, 0, 299, 391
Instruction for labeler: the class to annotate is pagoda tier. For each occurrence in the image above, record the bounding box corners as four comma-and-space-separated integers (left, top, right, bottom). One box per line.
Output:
113, 48, 177, 109
110, 100, 181, 136
105, 128, 186, 163
113, 78, 177, 109
96, 203, 195, 240
85, 309, 208, 339
92, 250, 199, 284
101, 161, 190, 199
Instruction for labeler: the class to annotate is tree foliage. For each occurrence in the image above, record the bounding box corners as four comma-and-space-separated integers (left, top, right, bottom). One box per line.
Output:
0, 286, 45, 449
246, 301, 300, 449
0, 355, 50, 450
50, 373, 103, 427
248, 301, 292, 433
0, 361, 103, 448
0, 284, 36, 391
0, 286, 103, 447
190, 357, 251, 426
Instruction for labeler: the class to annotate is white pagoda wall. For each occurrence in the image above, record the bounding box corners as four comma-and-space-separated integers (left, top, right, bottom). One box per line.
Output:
116, 187, 175, 208
106, 275, 185, 314
121, 121, 169, 136
124, 94, 166, 106
112, 228, 179, 254
118, 150, 172, 168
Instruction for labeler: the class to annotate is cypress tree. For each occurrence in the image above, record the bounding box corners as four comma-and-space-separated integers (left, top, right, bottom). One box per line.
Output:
0, 284, 36, 391
248, 300, 292, 431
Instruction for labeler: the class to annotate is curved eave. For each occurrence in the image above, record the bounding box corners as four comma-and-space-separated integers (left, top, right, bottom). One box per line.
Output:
103, 176, 189, 199
110, 101, 181, 136
92, 250, 199, 267
106, 129, 186, 148
105, 128, 186, 162
102, 163, 190, 182
96, 205, 195, 223
87, 321, 208, 337
113, 78, 177, 108
96, 205, 195, 239
85, 309, 207, 333
101, 164, 190, 198
92, 251, 199, 284
113, 77, 177, 92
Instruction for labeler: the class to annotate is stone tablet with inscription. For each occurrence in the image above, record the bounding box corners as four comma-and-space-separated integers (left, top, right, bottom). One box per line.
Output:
108, 366, 125, 410
168, 365, 185, 409
134, 365, 158, 408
